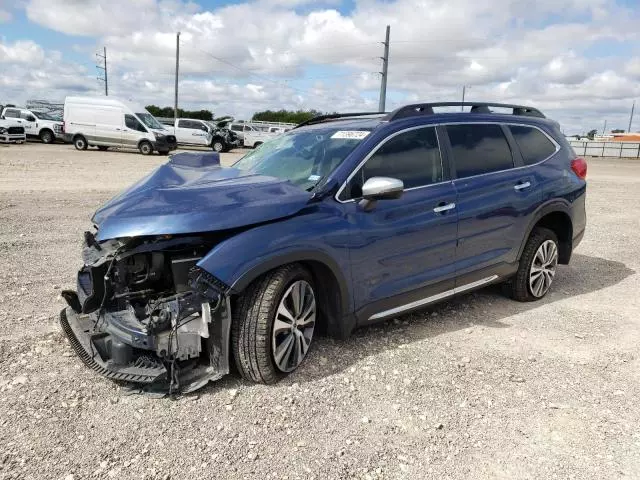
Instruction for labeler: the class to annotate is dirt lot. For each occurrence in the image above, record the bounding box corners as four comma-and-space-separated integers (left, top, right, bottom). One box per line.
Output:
0, 142, 639, 480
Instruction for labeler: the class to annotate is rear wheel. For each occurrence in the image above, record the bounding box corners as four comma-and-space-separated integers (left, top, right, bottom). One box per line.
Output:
253, 142, 263, 149
139, 141, 153, 155
40, 130, 54, 144
73, 135, 88, 151
232, 264, 316, 384
505, 227, 559, 302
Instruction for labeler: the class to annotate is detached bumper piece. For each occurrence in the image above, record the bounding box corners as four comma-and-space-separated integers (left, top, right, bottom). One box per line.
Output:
60, 308, 167, 384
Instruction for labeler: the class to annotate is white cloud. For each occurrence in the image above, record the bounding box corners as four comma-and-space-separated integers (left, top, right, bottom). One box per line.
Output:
5, 0, 640, 133
0, 9, 12, 23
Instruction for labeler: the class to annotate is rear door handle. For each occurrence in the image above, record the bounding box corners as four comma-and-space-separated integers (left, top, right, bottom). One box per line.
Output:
514, 181, 531, 191
434, 202, 456, 213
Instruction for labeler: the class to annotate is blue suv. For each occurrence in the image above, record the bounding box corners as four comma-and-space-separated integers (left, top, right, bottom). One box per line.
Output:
60, 102, 587, 393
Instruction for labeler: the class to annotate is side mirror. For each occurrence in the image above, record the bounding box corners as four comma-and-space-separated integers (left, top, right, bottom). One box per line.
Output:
359, 177, 404, 211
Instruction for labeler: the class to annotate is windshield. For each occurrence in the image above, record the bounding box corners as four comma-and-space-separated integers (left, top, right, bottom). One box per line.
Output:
136, 112, 164, 130
233, 127, 372, 191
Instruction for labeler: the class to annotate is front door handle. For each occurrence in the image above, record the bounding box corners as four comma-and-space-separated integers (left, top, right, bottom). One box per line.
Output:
434, 202, 456, 213
514, 181, 531, 191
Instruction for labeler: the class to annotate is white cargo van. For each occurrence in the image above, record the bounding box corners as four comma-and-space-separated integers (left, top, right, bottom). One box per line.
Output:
63, 97, 177, 155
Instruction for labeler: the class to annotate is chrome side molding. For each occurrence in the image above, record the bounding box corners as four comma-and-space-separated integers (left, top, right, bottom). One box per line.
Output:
368, 275, 499, 321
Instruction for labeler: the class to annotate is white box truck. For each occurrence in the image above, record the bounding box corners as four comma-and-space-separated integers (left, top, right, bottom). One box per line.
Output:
0, 106, 64, 143
63, 97, 177, 155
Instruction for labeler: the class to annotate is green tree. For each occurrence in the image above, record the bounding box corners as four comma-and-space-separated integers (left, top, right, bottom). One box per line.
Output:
252, 109, 323, 124
145, 105, 214, 121
586, 129, 598, 140
611, 129, 625, 134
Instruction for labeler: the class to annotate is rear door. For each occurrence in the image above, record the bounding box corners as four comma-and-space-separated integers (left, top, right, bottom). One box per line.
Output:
444, 123, 541, 284
342, 126, 459, 322
19, 111, 36, 136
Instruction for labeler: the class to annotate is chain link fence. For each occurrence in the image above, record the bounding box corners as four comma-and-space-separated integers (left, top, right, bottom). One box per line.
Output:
569, 140, 640, 158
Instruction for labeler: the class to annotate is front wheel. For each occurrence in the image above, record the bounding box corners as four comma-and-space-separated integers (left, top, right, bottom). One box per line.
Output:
40, 130, 54, 144
211, 139, 225, 153
232, 264, 316, 384
505, 227, 559, 302
139, 141, 153, 155
73, 135, 88, 151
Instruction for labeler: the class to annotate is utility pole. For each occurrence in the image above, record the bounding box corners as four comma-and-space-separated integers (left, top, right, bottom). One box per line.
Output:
378, 25, 390, 113
461, 86, 467, 110
96, 47, 108, 96
174, 32, 180, 121
602, 120, 607, 135
628, 100, 635, 133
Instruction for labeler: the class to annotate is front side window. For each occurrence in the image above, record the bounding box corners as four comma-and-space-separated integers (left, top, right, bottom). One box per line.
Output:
509, 125, 557, 165
341, 127, 443, 200
233, 127, 372, 191
125, 114, 147, 132
447, 124, 514, 178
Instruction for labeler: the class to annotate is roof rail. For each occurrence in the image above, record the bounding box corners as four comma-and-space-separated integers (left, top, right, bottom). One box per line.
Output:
386, 102, 546, 121
295, 112, 386, 129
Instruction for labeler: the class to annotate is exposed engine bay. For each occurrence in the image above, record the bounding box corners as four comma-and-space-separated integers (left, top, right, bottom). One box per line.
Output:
60, 231, 231, 394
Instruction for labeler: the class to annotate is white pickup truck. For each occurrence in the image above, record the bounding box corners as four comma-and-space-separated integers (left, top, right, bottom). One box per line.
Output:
229, 123, 279, 148
0, 117, 26, 144
0, 106, 64, 144
159, 117, 241, 152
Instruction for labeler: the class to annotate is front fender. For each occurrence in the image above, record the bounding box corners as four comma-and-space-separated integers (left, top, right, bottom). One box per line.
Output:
196, 204, 353, 315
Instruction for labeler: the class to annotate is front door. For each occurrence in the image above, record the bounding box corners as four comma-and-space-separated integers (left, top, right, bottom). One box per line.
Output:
341, 126, 459, 323
123, 114, 147, 148
444, 123, 542, 284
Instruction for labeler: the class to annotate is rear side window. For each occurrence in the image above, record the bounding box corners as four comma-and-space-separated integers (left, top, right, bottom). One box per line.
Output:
509, 125, 557, 165
447, 124, 513, 178
4, 109, 20, 118
342, 127, 443, 199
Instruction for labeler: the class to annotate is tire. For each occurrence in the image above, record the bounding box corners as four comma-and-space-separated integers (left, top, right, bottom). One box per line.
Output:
253, 142, 263, 149
211, 139, 225, 153
97, 146, 109, 151
139, 141, 153, 155
232, 264, 317, 384
73, 135, 88, 151
40, 130, 54, 144
505, 227, 559, 302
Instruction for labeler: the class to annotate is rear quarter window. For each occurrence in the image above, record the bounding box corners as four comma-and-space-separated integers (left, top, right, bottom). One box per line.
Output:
509, 125, 557, 165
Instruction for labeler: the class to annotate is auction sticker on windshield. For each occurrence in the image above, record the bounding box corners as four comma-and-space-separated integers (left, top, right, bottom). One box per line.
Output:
331, 131, 370, 140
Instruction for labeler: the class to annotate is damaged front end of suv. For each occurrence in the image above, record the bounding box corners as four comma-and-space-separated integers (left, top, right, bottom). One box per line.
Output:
59, 150, 314, 393
61, 233, 232, 394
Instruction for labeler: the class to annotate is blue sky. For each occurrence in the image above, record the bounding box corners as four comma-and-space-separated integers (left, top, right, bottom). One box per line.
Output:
1, 0, 639, 133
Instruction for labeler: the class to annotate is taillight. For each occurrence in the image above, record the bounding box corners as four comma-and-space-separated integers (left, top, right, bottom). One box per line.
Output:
571, 157, 587, 179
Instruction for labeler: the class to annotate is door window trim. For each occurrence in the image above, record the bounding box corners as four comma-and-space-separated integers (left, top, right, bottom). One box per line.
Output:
335, 124, 447, 204
336, 121, 560, 203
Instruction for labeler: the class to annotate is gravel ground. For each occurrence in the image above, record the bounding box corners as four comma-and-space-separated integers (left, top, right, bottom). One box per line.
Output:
1, 142, 639, 480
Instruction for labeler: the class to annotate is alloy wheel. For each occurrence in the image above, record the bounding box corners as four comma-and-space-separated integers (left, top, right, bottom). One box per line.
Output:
529, 239, 558, 297
271, 280, 316, 372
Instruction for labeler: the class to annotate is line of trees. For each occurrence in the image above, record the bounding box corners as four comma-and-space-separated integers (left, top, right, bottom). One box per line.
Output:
252, 109, 322, 124
145, 105, 214, 121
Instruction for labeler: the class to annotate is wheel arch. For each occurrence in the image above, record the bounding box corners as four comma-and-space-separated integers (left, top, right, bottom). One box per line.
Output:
519, 201, 573, 264
137, 138, 153, 149
227, 250, 352, 338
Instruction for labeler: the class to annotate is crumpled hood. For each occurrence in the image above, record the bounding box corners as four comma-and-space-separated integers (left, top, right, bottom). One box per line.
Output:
93, 153, 312, 241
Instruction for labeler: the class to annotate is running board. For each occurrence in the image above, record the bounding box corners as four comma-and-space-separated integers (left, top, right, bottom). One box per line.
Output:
368, 275, 499, 321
